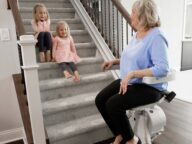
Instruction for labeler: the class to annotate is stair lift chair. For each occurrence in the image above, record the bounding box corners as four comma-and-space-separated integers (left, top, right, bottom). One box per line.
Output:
110, 65, 176, 144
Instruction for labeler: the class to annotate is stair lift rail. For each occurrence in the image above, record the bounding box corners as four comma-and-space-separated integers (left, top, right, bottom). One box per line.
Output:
110, 65, 176, 144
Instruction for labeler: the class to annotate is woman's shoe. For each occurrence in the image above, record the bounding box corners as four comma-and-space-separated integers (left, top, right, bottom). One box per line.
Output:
120, 139, 126, 144
119, 137, 141, 144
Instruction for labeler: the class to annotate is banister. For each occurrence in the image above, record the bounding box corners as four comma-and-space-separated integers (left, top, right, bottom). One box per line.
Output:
80, 0, 136, 59
111, 0, 136, 31
7, 0, 26, 36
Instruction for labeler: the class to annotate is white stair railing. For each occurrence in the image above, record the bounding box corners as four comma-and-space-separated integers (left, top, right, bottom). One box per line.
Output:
70, 0, 119, 79
18, 35, 46, 144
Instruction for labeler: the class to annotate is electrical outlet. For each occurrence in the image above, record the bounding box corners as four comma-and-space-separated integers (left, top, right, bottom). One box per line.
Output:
0, 28, 10, 41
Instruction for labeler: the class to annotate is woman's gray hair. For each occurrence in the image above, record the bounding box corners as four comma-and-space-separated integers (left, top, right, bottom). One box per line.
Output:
132, 0, 161, 30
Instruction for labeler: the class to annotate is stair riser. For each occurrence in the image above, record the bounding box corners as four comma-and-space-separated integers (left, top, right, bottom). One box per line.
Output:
51, 126, 112, 144
76, 45, 96, 57
20, 11, 75, 19
24, 23, 84, 32
19, 2, 73, 8
72, 34, 92, 43
38, 62, 102, 80
44, 104, 98, 126
40, 79, 113, 102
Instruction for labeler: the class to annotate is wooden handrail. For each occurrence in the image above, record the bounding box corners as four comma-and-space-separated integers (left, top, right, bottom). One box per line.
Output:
13, 74, 50, 144
7, 0, 26, 36
111, 0, 136, 31
13, 74, 33, 144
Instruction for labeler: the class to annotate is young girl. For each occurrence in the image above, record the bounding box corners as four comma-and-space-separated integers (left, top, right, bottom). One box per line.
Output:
31, 3, 52, 62
52, 21, 81, 82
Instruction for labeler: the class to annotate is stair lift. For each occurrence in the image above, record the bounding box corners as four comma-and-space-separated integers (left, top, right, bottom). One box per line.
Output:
111, 65, 176, 144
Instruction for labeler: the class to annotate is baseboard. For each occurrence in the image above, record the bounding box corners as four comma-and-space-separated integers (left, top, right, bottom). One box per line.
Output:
0, 128, 26, 144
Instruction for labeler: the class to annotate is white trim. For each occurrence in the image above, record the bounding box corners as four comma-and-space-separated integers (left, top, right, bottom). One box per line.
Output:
70, 0, 119, 79
17, 40, 37, 46
22, 65, 39, 70
18, 35, 46, 144
17, 35, 37, 46
0, 128, 27, 144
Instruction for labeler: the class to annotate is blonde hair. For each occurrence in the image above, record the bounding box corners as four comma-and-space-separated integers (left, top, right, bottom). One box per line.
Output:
56, 21, 71, 38
132, 0, 160, 30
32, 3, 50, 23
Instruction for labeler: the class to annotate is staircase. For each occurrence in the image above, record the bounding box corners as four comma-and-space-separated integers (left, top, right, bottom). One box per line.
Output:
18, 0, 114, 143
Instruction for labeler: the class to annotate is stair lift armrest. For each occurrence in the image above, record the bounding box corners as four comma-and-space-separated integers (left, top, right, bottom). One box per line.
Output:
142, 69, 176, 103
110, 65, 176, 84
110, 65, 176, 85
142, 69, 176, 84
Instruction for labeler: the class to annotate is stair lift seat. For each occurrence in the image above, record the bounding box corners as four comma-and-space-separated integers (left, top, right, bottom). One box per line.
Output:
110, 65, 176, 144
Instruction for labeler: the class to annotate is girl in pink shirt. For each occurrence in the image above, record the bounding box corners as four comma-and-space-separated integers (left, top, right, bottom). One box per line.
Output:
52, 21, 81, 82
31, 3, 52, 62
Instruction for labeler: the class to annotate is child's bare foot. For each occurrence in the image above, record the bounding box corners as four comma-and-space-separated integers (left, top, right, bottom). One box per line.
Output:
74, 75, 80, 82
46, 50, 51, 62
39, 52, 45, 63
73, 71, 80, 82
63, 71, 72, 79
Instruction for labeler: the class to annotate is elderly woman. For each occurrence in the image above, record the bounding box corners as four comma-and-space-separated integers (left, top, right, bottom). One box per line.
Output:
95, 0, 169, 144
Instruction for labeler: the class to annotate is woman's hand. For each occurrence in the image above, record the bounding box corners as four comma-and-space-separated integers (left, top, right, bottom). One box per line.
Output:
119, 72, 134, 95
101, 61, 114, 71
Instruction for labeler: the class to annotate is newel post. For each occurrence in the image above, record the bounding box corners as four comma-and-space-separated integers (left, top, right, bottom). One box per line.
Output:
18, 35, 46, 144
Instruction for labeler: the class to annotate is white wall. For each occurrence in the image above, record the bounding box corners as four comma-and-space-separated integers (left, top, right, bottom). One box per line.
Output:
0, 0, 7, 10
121, 0, 192, 102
185, 2, 192, 39
0, 0, 25, 143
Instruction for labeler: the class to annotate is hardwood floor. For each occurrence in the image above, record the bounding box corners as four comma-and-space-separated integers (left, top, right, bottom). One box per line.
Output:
154, 98, 192, 144
97, 98, 192, 144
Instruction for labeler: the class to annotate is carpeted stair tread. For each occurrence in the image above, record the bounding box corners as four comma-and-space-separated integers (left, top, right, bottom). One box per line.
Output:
38, 57, 102, 70
47, 113, 105, 141
43, 91, 99, 115
39, 71, 113, 90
